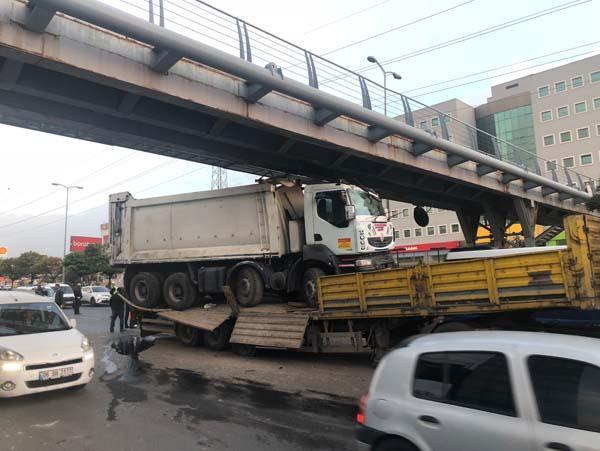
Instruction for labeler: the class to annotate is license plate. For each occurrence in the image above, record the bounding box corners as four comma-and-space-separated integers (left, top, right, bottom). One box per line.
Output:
39, 367, 73, 381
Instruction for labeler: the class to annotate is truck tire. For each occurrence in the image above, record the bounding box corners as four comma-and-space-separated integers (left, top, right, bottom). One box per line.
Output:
129, 272, 162, 308
203, 321, 233, 351
232, 267, 264, 307
175, 324, 202, 347
163, 272, 198, 311
302, 267, 326, 308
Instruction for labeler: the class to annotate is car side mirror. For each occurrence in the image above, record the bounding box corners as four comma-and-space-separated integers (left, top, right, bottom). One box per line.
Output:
345, 205, 356, 220
69, 319, 77, 329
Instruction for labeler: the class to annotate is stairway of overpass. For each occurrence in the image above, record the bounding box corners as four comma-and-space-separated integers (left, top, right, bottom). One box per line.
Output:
0, 0, 596, 243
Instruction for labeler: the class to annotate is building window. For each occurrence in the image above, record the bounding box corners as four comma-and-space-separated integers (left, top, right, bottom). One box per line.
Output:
597, 124, 600, 136
546, 160, 557, 172
403, 229, 411, 239
402, 208, 409, 218
540, 110, 552, 122
414, 228, 423, 237
426, 226, 435, 236
419, 120, 428, 129
590, 70, 600, 83
560, 131, 572, 143
554, 80, 566, 93
451, 223, 460, 233
543, 134, 555, 146
394, 230, 400, 239
571, 75, 584, 88
595, 98, 600, 110
574, 101, 587, 114
563, 157, 575, 168
580, 154, 593, 166
557, 106, 569, 118
438, 225, 448, 235
538, 86, 550, 97
577, 127, 590, 140
431, 117, 440, 127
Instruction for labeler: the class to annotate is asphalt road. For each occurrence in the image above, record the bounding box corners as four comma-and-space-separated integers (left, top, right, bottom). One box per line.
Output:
0, 306, 359, 451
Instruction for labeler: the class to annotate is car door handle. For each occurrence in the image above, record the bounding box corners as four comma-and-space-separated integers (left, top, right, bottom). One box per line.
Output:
546, 443, 572, 451
418, 415, 440, 425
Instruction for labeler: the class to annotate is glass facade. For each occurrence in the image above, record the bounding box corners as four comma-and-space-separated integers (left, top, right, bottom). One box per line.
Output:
476, 105, 537, 171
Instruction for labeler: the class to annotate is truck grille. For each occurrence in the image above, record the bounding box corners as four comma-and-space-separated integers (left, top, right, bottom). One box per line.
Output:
368, 237, 393, 248
26, 358, 82, 371
26, 373, 82, 388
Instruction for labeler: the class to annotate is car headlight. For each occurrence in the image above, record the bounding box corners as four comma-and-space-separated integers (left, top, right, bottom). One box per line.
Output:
0, 347, 23, 362
81, 337, 92, 353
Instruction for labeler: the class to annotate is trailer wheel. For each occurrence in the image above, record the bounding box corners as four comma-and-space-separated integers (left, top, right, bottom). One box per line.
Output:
175, 324, 202, 347
163, 272, 198, 310
203, 321, 233, 351
232, 267, 264, 307
302, 267, 325, 308
232, 343, 256, 357
129, 272, 162, 308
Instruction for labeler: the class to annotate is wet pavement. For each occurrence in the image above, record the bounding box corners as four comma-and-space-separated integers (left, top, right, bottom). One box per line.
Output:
0, 306, 359, 450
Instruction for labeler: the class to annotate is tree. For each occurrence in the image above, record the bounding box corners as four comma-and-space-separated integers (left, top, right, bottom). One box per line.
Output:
14, 251, 45, 284
34, 256, 63, 282
63, 251, 92, 283
0, 257, 20, 281
63, 244, 122, 284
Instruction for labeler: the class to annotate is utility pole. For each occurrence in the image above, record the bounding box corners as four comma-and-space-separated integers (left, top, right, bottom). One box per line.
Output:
366, 55, 401, 117
211, 166, 228, 190
52, 183, 83, 282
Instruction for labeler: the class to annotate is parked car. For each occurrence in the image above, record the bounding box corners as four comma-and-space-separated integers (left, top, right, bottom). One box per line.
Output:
356, 331, 600, 451
81, 286, 110, 306
0, 290, 94, 397
46, 284, 75, 308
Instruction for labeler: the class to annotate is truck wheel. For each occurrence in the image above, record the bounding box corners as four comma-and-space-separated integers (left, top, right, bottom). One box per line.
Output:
175, 324, 202, 347
129, 272, 162, 308
203, 321, 233, 351
232, 343, 256, 357
232, 267, 264, 307
302, 267, 325, 308
163, 272, 198, 311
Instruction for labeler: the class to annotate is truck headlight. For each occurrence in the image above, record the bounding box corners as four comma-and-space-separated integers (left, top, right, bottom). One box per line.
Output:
355, 259, 373, 268
0, 347, 23, 362
81, 337, 92, 353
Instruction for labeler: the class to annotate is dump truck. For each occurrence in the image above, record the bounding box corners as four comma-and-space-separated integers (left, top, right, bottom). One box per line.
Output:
109, 181, 396, 310
131, 214, 600, 359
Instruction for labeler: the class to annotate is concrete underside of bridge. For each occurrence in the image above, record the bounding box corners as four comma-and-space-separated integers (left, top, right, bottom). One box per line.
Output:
0, 1, 590, 228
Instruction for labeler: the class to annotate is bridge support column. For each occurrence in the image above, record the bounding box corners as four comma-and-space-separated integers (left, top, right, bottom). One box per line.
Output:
456, 209, 481, 247
514, 199, 538, 247
483, 203, 508, 248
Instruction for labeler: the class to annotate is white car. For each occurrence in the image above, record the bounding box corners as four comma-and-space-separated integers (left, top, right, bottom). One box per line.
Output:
0, 290, 94, 397
357, 331, 600, 451
81, 286, 110, 305
46, 284, 76, 308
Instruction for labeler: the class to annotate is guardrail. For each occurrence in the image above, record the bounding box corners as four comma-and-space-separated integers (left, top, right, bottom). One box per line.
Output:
83, 0, 595, 196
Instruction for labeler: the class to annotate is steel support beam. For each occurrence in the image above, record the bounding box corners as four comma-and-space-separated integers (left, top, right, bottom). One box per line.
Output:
483, 202, 507, 248
411, 142, 434, 156
523, 180, 542, 191
456, 209, 481, 247
447, 154, 468, 167
209, 118, 228, 136
367, 126, 392, 142
276, 139, 295, 154
25, 1, 57, 32
0, 59, 24, 90
244, 82, 271, 103
514, 198, 538, 247
150, 49, 181, 73
116, 92, 140, 114
313, 107, 340, 126
502, 173, 520, 184
476, 164, 496, 176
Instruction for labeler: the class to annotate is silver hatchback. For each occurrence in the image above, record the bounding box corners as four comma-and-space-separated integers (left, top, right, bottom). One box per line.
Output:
357, 331, 600, 451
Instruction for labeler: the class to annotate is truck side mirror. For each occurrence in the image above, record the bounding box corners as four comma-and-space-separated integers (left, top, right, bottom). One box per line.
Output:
345, 205, 356, 221
414, 206, 429, 227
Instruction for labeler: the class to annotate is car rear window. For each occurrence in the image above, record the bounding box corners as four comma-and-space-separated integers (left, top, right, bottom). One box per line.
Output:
528, 355, 600, 433
413, 351, 516, 417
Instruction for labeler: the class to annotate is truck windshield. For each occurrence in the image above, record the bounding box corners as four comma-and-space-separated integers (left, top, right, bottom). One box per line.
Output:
348, 189, 385, 216
0, 302, 70, 336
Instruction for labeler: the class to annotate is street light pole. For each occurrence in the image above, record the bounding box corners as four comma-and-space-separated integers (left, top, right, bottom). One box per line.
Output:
367, 56, 401, 117
52, 183, 83, 282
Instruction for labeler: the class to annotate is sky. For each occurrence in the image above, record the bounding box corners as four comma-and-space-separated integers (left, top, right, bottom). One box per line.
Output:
1, 0, 599, 257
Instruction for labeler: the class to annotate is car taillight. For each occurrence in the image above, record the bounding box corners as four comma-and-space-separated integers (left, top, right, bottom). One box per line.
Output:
357, 394, 368, 425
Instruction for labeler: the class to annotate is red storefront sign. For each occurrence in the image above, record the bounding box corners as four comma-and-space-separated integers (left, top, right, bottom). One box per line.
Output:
394, 240, 461, 253
70, 236, 102, 252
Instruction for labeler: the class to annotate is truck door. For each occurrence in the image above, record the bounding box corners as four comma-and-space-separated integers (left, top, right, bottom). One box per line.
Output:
313, 190, 354, 254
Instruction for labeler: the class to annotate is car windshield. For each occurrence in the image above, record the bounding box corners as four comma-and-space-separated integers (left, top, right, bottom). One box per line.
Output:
62, 286, 74, 294
92, 287, 108, 293
0, 302, 70, 336
347, 189, 385, 216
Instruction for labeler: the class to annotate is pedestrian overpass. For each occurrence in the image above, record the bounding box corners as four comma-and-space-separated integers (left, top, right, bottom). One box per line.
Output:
0, 0, 595, 245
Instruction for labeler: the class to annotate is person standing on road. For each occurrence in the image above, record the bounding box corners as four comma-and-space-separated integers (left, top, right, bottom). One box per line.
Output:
73, 283, 82, 315
54, 283, 64, 308
109, 286, 125, 333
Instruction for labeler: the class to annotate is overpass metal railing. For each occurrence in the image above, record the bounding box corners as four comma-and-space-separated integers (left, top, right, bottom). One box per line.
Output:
98, 0, 595, 195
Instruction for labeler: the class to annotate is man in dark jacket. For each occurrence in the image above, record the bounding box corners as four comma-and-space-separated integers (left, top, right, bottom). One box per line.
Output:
54, 284, 64, 308
109, 286, 125, 333
73, 283, 82, 315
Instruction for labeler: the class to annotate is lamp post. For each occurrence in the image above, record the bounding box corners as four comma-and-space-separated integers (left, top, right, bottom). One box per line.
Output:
52, 183, 83, 282
366, 55, 401, 117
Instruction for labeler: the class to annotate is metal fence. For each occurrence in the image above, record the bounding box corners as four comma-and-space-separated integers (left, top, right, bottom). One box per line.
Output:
98, 0, 595, 194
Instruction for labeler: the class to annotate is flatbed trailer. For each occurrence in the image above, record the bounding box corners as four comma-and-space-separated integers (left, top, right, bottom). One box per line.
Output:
133, 214, 600, 357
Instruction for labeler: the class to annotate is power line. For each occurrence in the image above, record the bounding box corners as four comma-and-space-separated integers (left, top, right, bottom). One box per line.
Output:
327, 0, 591, 83
321, 0, 475, 56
